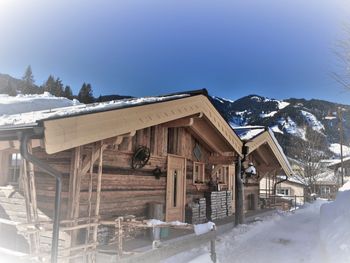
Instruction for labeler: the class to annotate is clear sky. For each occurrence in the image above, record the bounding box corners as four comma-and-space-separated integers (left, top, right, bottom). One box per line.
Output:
1, 0, 350, 103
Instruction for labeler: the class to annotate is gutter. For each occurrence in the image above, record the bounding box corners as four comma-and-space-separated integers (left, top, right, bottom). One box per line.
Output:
273, 175, 288, 198
18, 131, 62, 263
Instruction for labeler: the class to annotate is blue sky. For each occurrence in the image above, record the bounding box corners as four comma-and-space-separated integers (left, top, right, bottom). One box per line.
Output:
1, 0, 350, 103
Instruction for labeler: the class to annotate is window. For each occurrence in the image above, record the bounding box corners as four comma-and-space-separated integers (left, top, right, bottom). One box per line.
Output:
276, 188, 289, 196
9, 153, 21, 183
320, 186, 331, 195
213, 165, 229, 185
167, 128, 178, 154
193, 162, 205, 184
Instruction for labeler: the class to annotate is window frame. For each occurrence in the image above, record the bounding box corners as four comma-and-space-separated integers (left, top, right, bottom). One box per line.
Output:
193, 161, 205, 184
276, 188, 290, 196
8, 152, 21, 183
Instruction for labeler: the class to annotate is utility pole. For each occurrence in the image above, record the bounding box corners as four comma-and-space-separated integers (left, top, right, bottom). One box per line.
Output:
338, 107, 344, 186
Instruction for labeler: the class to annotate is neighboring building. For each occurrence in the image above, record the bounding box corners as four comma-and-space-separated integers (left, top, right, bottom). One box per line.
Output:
314, 169, 339, 200
260, 174, 306, 205
324, 157, 350, 184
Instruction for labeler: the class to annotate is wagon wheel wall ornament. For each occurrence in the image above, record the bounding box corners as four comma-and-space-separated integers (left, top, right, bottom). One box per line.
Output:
132, 146, 151, 169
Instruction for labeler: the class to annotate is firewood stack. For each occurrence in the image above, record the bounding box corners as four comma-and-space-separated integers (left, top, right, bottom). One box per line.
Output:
206, 191, 232, 220
186, 198, 207, 224
226, 191, 233, 215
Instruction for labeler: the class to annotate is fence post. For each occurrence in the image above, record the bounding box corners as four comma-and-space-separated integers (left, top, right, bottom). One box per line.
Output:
210, 230, 217, 263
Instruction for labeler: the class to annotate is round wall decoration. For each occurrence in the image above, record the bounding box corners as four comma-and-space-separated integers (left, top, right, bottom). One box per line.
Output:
131, 145, 151, 169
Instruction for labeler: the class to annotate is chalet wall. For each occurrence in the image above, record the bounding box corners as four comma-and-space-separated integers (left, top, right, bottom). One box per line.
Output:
27, 123, 225, 221
32, 147, 71, 219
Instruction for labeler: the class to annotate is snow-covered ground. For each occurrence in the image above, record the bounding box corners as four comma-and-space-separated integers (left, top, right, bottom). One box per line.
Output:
164, 188, 350, 263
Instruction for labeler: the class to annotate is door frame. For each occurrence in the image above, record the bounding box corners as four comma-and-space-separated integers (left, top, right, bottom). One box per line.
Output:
165, 154, 186, 222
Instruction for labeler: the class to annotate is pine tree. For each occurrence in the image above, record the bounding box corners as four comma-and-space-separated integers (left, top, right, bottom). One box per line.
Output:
21, 65, 36, 94
43, 75, 56, 94
63, 85, 73, 100
78, 83, 94, 103
42, 76, 64, 97
53, 78, 64, 97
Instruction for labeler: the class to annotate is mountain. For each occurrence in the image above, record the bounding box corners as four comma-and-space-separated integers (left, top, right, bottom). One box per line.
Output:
211, 94, 350, 160
0, 73, 23, 95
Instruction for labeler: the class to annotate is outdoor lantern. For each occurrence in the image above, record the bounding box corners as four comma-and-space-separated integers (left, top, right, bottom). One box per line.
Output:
245, 162, 257, 177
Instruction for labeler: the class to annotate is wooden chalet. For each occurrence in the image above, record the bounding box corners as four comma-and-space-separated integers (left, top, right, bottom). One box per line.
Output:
0, 89, 243, 262
234, 127, 293, 212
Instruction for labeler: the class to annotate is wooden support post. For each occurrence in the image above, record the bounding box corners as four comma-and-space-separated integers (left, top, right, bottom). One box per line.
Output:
84, 144, 95, 263
116, 218, 123, 258
27, 142, 40, 254
20, 143, 40, 255
68, 146, 82, 251
68, 147, 81, 218
235, 156, 244, 226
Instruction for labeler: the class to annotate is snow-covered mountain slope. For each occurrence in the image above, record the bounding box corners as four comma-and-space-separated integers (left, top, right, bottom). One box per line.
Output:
211, 94, 350, 159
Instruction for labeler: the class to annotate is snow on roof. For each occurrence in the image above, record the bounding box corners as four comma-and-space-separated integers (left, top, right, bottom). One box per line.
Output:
287, 174, 307, 185
0, 92, 79, 115
324, 156, 350, 168
0, 92, 190, 129
315, 169, 338, 184
232, 126, 265, 141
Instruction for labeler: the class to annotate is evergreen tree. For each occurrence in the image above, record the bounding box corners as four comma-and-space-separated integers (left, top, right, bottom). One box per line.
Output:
63, 85, 73, 100
42, 75, 64, 97
43, 75, 56, 94
78, 83, 94, 103
21, 65, 37, 94
53, 78, 64, 97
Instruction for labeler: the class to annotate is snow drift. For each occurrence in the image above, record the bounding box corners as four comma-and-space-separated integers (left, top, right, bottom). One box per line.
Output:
320, 181, 350, 262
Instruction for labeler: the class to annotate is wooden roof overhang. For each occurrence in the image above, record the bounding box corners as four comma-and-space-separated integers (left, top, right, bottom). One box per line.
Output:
245, 130, 293, 176
42, 94, 243, 155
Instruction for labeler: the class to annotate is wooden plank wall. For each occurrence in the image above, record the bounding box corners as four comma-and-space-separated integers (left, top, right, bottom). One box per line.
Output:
30, 124, 214, 221
32, 148, 71, 219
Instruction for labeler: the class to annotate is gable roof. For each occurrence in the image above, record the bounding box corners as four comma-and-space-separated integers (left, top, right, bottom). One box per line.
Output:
233, 126, 265, 141
17, 89, 242, 154
315, 169, 338, 185
242, 127, 293, 176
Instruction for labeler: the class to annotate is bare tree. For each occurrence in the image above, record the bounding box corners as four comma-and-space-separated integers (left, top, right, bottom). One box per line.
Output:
298, 127, 328, 194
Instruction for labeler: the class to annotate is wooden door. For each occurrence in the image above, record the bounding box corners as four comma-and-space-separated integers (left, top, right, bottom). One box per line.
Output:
166, 155, 186, 222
